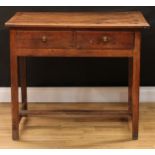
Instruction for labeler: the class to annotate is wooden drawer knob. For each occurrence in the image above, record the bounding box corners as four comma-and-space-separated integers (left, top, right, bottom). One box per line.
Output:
102, 36, 110, 42
42, 36, 47, 42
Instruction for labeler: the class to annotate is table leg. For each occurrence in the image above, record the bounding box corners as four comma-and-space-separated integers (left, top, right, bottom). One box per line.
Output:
11, 55, 19, 140
19, 57, 27, 111
128, 58, 133, 113
131, 32, 141, 140
10, 30, 20, 140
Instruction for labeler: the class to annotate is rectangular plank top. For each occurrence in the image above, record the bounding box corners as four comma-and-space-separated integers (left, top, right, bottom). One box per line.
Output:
5, 11, 150, 29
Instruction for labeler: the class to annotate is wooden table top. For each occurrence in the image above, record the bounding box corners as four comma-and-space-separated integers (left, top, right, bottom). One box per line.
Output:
5, 11, 149, 29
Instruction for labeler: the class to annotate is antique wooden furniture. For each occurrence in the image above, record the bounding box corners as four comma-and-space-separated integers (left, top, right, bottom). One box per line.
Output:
5, 12, 149, 140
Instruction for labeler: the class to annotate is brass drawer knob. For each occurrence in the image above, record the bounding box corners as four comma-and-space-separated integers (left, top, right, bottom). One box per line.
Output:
102, 36, 110, 42
42, 36, 47, 42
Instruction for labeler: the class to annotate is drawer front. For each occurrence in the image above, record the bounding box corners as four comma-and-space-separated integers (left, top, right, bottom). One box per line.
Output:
15, 31, 73, 49
76, 31, 134, 49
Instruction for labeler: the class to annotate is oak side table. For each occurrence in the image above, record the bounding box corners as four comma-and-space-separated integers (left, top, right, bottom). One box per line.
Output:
5, 12, 149, 140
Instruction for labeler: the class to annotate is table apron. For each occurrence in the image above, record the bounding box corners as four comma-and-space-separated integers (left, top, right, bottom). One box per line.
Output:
15, 49, 134, 57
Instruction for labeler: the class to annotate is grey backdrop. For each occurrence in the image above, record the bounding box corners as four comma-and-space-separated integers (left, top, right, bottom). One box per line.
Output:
0, 6, 154, 87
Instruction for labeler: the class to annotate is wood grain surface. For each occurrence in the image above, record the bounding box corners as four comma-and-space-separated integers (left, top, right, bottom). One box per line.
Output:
0, 102, 155, 148
15, 30, 134, 50
15, 30, 73, 49
76, 31, 134, 49
5, 12, 149, 28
